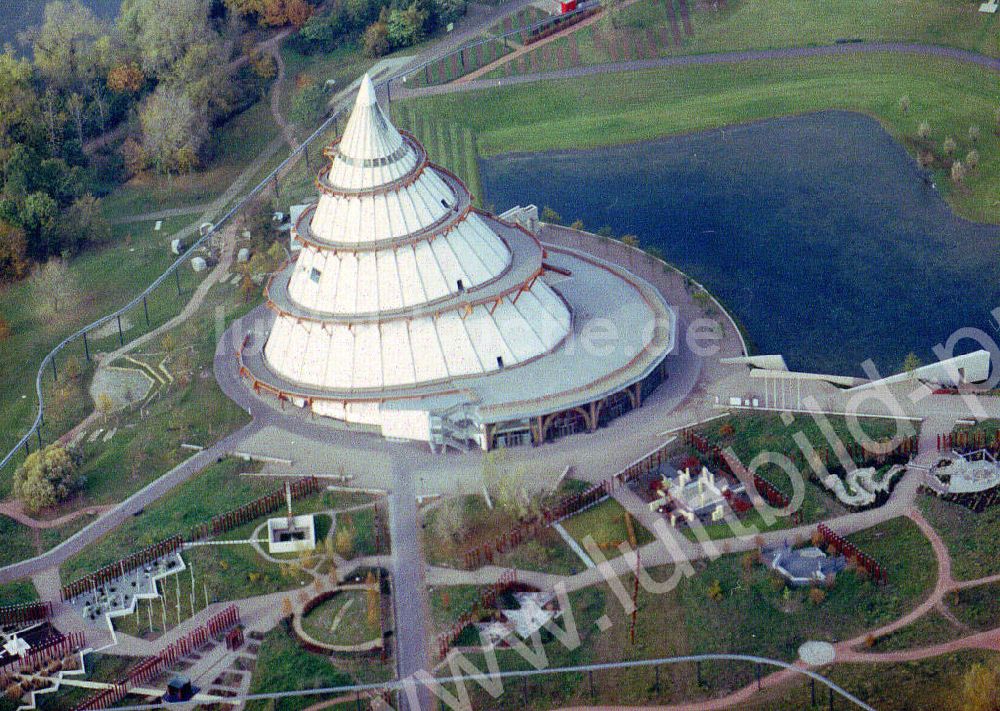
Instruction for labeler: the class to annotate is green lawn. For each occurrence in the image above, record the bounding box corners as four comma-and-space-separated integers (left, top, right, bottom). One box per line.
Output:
947, 581, 1000, 631
429, 584, 482, 634
300, 589, 381, 646
421, 481, 594, 575
0, 578, 39, 606
560, 497, 654, 553
919, 494, 1000, 580
529, 0, 1000, 71
686, 0, 999, 57
482, 0, 998, 84
742, 650, 999, 711
0, 512, 96, 569
59, 456, 367, 587
332, 505, 384, 559
434, 515, 935, 708
405, 53, 1000, 224
0, 219, 206, 474
870, 609, 962, 652
244, 623, 358, 711
68, 286, 253, 508
680, 516, 935, 689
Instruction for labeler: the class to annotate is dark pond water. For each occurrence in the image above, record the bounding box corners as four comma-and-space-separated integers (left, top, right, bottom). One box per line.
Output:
481, 111, 1000, 376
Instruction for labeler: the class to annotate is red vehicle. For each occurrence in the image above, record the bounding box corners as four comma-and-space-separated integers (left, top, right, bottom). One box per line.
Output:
560, 0, 578, 12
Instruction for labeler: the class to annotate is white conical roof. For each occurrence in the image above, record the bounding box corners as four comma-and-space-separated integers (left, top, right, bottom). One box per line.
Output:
326, 74, 417, 190
339, 74, 402, 161
262, 85, 574, 395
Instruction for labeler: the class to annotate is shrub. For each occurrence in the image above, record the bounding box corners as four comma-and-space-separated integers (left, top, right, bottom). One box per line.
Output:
540, 206, 562, 224
12, 444, 81, 512
917, 120, 931, 139
942, 136, 957, 156
951, 160, 966, 184
966, 149, 980, 169
808, 587, 827, 605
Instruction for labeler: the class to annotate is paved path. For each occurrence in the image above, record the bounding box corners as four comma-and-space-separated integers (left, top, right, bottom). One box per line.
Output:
398, 41, 1000, 99
387, 454, 435, 711
109, 203, 215, 225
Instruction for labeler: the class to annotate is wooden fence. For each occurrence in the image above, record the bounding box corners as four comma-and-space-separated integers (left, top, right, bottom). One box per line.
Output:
816, 523, 887, 584
0, 601, 52, 627
188, 475, 321, 541
0, 631, 85, 681
73, 605, 240, 710
436, 570, 518, 658
61, 536, 184, 602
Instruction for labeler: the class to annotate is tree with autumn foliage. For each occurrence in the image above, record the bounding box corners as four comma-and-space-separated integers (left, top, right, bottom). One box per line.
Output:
107, 62, 145, 93
226, 0, 314, 27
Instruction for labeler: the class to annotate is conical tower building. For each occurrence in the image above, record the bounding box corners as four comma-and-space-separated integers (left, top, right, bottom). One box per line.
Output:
238, 75, 676, 450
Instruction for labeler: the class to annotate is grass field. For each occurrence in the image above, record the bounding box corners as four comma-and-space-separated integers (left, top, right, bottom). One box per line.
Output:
679, 516, 936, 689
59, 456, 369, 587
421, 478, 593, 574
870, 608, 962, 651
560, 497, 654, 552
0, 218, 208, 473
480, 0, 999, 82
245, 621, 394, 711
405, 53, 1000, 224
947, 581, 1000, 631
742, 649, 999, 711
245, 622, 355, 711
300, 589, 381, 646
0, 579, 39, 606
919, 494, 1000, 580
429, 584, 482, 635
436, 514, 935, 708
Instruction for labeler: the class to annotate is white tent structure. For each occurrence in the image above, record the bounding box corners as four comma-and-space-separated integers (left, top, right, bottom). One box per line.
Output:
238, 74, 676, 450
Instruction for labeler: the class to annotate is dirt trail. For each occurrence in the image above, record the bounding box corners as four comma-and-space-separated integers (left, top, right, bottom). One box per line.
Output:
0, 500, 112, 530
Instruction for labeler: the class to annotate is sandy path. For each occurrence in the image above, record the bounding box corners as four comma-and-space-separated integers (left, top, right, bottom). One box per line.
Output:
0, 500, 112, 530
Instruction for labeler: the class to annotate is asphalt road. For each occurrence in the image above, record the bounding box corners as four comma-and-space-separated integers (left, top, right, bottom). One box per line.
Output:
387, 455, 436, 711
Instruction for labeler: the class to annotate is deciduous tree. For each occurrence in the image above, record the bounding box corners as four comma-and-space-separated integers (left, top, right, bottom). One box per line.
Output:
362, 21, 390, 57
139, 85, 208, 177
118, 0, 215, 77
13, 444, 81, 512
30, 257, 79, 318
0, 221, 29, 282
30, 1, 106, 89
107, 62, 145, 93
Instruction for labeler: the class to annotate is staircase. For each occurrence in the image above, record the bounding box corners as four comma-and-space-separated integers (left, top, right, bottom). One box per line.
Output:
429, 404, 480, 452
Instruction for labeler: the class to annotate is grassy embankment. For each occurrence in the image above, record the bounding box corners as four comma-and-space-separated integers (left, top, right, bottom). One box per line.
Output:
502, 0, 998, 72
405, 54, 1000, 225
